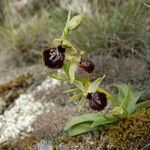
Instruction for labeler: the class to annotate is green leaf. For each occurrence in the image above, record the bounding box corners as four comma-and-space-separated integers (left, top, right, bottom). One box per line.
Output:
111, 84, 143, 114
48, 73, 69, 81
135, 100, 150, 111
111, 84, 129, 105
69, 63, 77, 83
122, 84, 131, 110
91, 114, 119, 128
88, 75, 105, 93
70, 93, 83, 101
128, 91, 143, 113
78, 97, 87, 111
73, 80, 85, 92
64, 112, 101, 130
63, 88, 79, 94
68, 122, 99, 136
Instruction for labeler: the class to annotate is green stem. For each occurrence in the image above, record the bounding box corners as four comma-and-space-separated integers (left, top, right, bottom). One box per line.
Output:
97, 88, 120, 107
84, 76, 90, 92
61, 10, 71, 39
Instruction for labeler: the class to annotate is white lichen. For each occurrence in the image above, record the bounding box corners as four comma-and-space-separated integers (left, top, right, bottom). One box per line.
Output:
0, 77, 60, 143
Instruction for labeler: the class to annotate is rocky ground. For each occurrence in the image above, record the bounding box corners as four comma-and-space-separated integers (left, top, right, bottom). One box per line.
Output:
0, 49, 149, 150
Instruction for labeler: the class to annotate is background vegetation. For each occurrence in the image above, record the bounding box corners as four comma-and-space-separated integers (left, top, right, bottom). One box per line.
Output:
0, 0, 149, 64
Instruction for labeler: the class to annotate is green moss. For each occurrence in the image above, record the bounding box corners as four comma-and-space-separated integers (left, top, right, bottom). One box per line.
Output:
0, 74, 33, 93
18, 136, 38, 150
0, 136, 38, 150
106, 109, 150, 150
0, 144, 14, 150
54, 135, 103, 150
0, 74, 33, 113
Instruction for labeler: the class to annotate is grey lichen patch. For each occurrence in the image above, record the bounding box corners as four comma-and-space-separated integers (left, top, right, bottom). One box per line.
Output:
105, 108, 150, 150
32, 105, 79, 138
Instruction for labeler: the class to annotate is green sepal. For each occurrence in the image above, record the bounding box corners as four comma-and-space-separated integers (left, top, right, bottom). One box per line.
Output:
48, 73, 69, 81
88, 75, 105, 93
78, 97, 87, 111
70, 93, 83, 101
73, 80, 85, 92
69, 63, 77, 83
63, 88, 79, 94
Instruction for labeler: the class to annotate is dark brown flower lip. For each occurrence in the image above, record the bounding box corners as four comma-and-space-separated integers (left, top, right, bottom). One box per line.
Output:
42, 47, 65, 69
87, 92, 107, 111
57, 45, 66, 53
79, 58, 95, 74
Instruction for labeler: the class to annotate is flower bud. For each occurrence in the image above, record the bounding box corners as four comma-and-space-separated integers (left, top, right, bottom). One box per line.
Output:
79, 58, 95, 74
43, 46, 65, 69
68, 14, 83, 31
87, 92, 107, 111
111, 107, 124, 117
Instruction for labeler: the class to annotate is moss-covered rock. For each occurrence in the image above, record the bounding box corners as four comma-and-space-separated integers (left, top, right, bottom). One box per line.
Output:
0, 74, 33, 113
106, 109, 150, 150
0, 136, 38, 150
54, 135, 104, 150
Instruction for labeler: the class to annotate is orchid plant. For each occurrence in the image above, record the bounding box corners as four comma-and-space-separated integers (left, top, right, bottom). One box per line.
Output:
42, 11, 150, 136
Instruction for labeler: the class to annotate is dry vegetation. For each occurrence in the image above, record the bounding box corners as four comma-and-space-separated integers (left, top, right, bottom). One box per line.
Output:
0, 0, 149, 64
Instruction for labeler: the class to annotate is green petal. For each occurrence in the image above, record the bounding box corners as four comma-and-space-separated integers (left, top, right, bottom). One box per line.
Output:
78, 97, 87, 111
88, 75, 105, 93
69, 63, 77, 83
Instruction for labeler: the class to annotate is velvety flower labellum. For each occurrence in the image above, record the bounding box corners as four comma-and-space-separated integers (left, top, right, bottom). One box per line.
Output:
79, 58, 95, 74
57, 45, 66, 53
87, 92, 107, 111
43, 46, 65, 69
